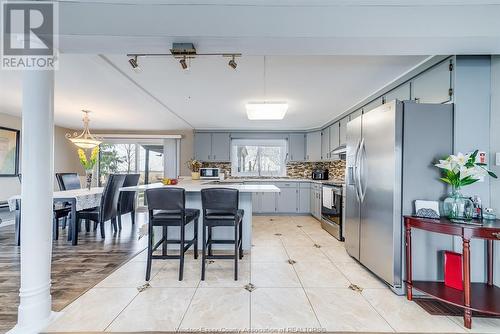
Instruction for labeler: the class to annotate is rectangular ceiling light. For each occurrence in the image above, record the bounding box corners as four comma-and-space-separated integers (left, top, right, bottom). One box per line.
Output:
246, 102, 288, 120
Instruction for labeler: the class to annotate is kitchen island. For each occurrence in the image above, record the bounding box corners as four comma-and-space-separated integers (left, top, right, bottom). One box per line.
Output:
121, 178, 280, 250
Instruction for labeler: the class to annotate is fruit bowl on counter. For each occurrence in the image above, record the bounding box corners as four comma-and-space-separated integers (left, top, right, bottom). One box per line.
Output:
161, 178, 178, 185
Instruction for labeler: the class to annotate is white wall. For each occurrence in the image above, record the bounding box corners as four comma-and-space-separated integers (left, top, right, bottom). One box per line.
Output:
0, 112, 82, 201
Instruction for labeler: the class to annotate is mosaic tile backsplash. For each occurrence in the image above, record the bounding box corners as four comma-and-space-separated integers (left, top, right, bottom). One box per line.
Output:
201, 160, 346, 182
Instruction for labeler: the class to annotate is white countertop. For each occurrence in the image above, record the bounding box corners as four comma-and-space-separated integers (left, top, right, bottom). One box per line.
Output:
120, 177, 280, 193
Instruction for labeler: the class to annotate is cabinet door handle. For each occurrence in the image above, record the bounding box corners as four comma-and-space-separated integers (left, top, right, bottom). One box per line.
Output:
214, 155, 216, 159
208, 155, 211, 160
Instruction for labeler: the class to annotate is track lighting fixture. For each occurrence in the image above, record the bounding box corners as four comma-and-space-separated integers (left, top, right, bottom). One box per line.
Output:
128, 56, 139, 69
228, 55, 237, 69
127, 43, 241, 72
179, 56, 188, 70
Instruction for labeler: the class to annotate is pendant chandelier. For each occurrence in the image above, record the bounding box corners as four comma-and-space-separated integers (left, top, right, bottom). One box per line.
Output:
66, 110, 102, 149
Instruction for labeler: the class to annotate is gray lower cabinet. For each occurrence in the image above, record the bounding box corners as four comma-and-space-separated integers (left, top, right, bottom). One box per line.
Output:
411, 59, 452, 104
252, 192, 261, 213
310, 183, 322, 220
276, 186, 298, 213
248, 181, 322, 220
298, 183, 310, 213
289, 133, 306, 162
261, 192, 277, 213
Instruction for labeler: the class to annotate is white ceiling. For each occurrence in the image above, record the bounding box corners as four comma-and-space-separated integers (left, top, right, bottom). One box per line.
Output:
0, 54, 426, 130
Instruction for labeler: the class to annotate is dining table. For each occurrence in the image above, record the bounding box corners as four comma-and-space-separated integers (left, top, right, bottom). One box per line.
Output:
8, 187, 104, 246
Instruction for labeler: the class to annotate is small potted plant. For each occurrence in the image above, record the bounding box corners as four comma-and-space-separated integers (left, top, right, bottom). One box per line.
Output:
186, 159, 202, 180
78, 146, 99, 189
435, 150, 497, 220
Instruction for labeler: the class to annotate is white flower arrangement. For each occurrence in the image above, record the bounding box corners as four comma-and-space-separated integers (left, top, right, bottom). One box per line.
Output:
435, 150, 497, 188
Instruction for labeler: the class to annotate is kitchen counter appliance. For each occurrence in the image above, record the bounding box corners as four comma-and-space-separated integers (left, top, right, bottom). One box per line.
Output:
312, 169, 329, 180
199, 168, 220, 179
321, 184, 344, 241
345, 100, 453, 294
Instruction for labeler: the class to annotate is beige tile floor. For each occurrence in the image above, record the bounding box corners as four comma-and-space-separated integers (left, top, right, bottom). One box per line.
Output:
45, 215, 500, 333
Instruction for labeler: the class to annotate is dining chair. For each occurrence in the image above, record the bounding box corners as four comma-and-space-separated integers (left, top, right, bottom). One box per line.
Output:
56, 173, 81, 191
117, 173, 140, 229
75, 174, 126, 241
145, 188, 200, 281
55, 172, 83, 231
15, 174, 71, 244
201, 188, 244, 281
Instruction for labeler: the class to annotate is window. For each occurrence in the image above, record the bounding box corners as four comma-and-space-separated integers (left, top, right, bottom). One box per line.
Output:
231, 139, 287, 177
98, 143, 164, 186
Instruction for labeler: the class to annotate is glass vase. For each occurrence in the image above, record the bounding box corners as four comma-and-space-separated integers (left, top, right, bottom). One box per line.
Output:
443, 187, 474, 221
85, 170, 93, 190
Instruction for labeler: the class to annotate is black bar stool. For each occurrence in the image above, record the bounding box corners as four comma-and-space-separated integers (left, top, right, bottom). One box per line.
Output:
201, 188, 244, 281
145, 187, 200, 281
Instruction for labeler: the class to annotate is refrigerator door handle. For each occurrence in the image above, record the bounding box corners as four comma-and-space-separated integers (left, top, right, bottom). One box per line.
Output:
355, 138, 364, 202
353, 140, 361, 201
359, 139, 367, 203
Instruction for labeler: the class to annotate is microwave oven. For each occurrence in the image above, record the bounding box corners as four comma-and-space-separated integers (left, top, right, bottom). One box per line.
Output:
200, 168, 220, 179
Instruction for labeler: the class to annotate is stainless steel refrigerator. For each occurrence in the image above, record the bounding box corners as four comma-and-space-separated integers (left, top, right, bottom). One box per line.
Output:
345, 100, 453, 293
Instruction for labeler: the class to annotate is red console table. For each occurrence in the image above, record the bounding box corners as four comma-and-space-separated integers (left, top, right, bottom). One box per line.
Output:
404, 216, 500, 329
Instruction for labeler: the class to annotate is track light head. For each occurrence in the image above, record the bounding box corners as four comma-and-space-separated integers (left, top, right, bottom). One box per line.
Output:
128, 56, 139, 69
179, 56, 188, 70
228, 56, 237, 69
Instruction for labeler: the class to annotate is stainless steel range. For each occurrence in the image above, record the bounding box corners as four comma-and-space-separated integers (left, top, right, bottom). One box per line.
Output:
321, 184, 344, 241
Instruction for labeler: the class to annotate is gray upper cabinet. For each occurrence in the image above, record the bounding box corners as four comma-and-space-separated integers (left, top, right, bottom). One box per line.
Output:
329, 123, 340, 155
362, 97, 383, 114
412, 60, 452, 104
211, 132, 230, 161
194, 132, 231, 161
194, 132, 212, 161
349, 109, 363, 121
384, 82, 411, 103
289, 133, 306, 161
321, 128, 329, 160
306, 131, 321, 161
339, 116, 348, 146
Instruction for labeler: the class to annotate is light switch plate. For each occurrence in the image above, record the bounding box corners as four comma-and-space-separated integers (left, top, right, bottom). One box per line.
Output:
496, 153, 500, 166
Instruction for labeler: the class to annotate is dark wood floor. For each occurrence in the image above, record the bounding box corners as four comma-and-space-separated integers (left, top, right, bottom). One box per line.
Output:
0, 214, 146, 332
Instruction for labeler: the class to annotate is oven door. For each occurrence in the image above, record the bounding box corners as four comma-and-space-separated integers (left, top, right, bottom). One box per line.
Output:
321, 186, 343, 241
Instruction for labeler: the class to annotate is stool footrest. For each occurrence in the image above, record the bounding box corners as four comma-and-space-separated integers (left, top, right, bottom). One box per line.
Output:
207, 239, 237, 245
206, 254, 237, 260
152, 238, 196, 252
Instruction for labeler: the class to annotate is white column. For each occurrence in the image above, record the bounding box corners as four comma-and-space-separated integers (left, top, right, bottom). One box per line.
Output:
10, 70, 55, 333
